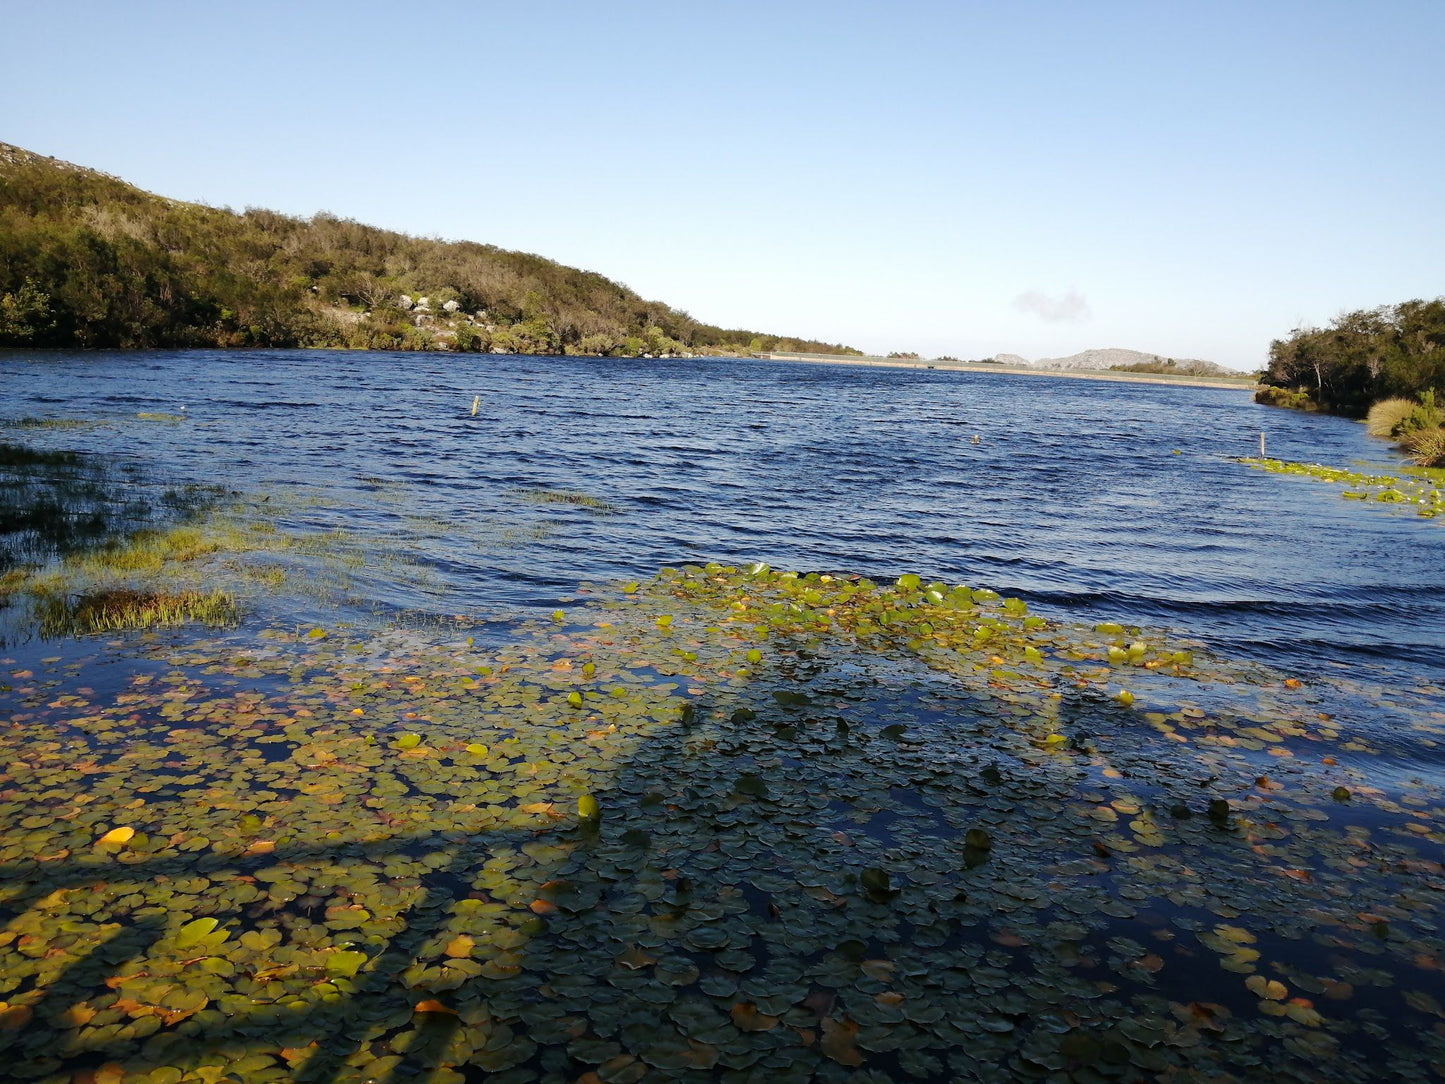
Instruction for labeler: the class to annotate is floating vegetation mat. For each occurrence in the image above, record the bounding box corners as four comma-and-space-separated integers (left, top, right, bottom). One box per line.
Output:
1, 566, 1443, 1083
1240, 457, 1444, 519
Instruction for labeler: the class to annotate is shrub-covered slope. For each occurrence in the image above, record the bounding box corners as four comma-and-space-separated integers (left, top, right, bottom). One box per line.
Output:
0, 143, 858, 358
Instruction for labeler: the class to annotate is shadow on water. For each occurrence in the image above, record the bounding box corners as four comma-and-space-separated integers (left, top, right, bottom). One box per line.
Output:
3, 576, 1444, 1083
0, 833, 551, 1083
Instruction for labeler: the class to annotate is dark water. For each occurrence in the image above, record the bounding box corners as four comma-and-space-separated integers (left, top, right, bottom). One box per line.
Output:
3, 348, 1440, 680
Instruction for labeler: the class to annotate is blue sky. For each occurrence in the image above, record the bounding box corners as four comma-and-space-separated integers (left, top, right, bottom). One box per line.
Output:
4, 1, 1442, 369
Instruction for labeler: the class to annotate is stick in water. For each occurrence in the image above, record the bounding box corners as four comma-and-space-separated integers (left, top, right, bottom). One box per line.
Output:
471, 395, 480, 417
1259, 431, 1265, 457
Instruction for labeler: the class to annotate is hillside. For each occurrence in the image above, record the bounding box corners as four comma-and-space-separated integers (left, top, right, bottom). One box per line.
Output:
1028, 347, 1233, 376
0, 143, 859, 358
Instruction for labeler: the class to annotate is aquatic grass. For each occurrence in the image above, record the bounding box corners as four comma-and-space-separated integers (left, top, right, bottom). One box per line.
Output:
33, 586, 238, 636
0, 441, 81, 467
0, 416, 93, 430
515, 486, 617, 513
134, 411, 188, 423
0, 567, 28, 597
65, 524, 224, 575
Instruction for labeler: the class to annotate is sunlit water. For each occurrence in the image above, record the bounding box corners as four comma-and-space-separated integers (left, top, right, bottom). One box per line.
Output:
4, 348, 1439, 675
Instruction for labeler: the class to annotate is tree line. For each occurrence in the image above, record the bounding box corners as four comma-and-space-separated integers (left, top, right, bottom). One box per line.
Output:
1258, 299, 1445, 417
0, 145, 859, 359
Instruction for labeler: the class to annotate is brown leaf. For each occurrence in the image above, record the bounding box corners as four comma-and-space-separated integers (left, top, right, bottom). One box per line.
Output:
730, 1002, 779, 1032
1171, 1001, 1230, 1031
414, 999, 456, 1015
820, 1016, 864, 1066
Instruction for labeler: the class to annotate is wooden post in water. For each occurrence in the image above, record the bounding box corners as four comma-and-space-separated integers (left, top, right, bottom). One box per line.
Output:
471, 395, 480, 417
1259, 431, 1266, 457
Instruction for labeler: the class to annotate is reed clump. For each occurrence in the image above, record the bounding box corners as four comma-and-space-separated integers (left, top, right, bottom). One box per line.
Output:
69, 524, 228, 575
1407, 427, 1445, 468
35, 587, 238, 637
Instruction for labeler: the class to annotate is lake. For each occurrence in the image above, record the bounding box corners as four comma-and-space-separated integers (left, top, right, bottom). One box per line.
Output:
0, 349, 1441, 1082
4, 349, 1439, 668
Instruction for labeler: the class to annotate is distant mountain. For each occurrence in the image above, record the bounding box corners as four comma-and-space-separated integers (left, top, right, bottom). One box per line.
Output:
0, 143, 859, 358
1027, 347, 1232, 376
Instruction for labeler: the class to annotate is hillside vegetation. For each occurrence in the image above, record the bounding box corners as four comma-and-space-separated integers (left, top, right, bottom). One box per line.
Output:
1030, 347, 1234, 376
1256, 299, 1445, 465
0, 144, 858, 358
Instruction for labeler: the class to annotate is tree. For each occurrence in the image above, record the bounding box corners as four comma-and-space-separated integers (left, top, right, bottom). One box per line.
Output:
1260, 299, 1445, 417
0, 278, 55, 344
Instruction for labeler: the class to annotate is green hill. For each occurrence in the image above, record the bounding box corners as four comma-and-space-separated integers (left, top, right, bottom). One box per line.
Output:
0, 143, 858, 358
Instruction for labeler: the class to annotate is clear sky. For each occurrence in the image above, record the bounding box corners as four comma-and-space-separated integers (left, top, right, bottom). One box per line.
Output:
4, 1, 1442, 369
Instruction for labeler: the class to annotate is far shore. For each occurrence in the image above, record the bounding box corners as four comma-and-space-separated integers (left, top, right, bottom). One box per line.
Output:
756, 351, 1262, 391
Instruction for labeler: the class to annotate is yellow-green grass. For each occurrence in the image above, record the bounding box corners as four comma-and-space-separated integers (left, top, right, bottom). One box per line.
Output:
516, 486, 616, 512
1405, 426, 1445, 467
34, 586, 238, 637
1365, 397, 1417, 437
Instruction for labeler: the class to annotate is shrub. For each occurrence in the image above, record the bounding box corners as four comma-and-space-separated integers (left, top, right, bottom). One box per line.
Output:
1398, 389, 1443, 435
1254, 386, 1316, 410
1366, 397, 1416, 437
1404, 426, 1445, 467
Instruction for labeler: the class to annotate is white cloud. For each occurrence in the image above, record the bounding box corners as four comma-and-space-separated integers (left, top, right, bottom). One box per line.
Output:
1012, 289, 1091, 323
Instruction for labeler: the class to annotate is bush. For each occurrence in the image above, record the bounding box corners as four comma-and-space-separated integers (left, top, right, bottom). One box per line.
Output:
1255, 386, 1316, 410
1398, 389, 1442, 435
1366, 397, 1417, 437
1403, 426, 1445, 467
